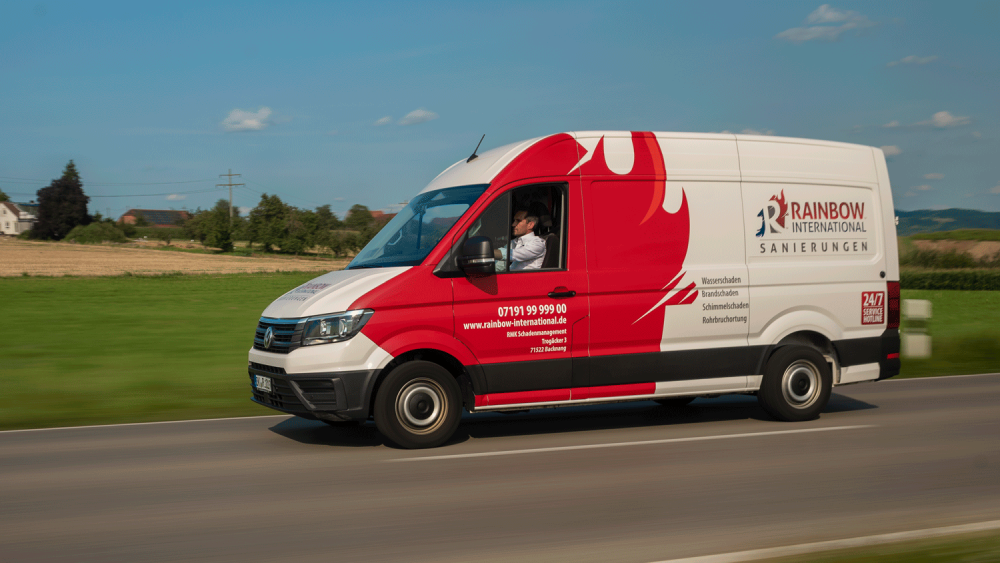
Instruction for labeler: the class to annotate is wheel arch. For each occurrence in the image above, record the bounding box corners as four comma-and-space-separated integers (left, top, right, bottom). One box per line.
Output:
755, 330, 841, 384
367, 348, 482, 419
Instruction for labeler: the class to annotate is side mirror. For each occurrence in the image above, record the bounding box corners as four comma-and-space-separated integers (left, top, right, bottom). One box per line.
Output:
458, 236, 495, 275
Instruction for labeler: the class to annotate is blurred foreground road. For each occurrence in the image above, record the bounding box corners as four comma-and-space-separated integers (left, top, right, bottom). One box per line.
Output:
2, 374, 999, 563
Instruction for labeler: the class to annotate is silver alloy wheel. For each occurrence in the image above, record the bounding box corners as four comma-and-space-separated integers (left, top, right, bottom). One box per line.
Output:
395, 378, 446, 434
781, 359, 821, 409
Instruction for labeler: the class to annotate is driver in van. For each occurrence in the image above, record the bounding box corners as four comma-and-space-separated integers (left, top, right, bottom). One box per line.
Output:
509, 208, 546, 270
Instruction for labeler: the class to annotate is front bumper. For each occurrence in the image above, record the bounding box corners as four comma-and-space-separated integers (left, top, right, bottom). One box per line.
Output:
249, 362, 378, 421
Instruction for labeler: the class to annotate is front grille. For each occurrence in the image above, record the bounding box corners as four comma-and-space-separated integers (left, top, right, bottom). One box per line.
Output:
249, 372, 308, 414
253, 317, 302, 354
250, 362, 286, 375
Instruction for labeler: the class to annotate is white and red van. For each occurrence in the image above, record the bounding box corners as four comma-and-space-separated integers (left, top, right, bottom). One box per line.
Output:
249, 131, 901, 448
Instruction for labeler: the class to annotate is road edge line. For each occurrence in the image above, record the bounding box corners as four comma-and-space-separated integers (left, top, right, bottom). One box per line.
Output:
649, 519, 1000, 563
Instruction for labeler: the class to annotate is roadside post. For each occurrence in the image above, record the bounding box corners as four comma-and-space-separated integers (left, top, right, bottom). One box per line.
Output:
901, 299, 932, 359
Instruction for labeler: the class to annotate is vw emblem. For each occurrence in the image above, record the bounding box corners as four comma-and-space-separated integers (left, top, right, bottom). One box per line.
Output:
263, 327, 274, 349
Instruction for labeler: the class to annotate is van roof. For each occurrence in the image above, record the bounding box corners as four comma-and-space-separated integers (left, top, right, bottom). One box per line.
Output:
420, 132, 880, 193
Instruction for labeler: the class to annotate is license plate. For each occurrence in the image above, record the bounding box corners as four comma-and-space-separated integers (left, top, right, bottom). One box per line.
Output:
255, 375, 272, 393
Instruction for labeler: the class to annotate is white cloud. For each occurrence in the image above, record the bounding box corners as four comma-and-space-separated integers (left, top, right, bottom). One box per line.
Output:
973, 131, 983, 138
924, 173, 944, 180
373, 116, 392, 126
222, 107, 272, 132
883, 120, 900, 128
239, 206, 251, 215
915, 185, 933, 191
399, 108, 439, 126
904, 191, 916, 197
166, 194, 186, 201
887, 55, 938, 67
917, 111, 971, 128
880, 145, 902, 156
776, 4, 876, 43
991, 185, 1000, 195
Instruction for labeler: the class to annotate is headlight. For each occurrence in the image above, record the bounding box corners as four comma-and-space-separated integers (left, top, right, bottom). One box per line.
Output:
301, 309, 374, 346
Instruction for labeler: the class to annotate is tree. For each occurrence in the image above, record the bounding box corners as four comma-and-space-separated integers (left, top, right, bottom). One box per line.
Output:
33, 160, 91, 240
203, 199, 235, 252
344, 204, 374, 231
315, 204, 343, 231
0, 188, 9, 203
245, 193, 290, 252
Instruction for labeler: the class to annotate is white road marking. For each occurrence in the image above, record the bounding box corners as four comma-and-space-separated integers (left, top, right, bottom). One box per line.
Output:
0, 414, 290, 435
650, 519, 1000, 563
389, 425, 873, 462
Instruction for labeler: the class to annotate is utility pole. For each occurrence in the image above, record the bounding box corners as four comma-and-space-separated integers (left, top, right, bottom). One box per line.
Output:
217, 169, 244, 226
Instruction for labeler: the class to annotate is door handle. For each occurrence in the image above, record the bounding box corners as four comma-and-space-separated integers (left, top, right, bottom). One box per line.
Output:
548, 288, 576, 299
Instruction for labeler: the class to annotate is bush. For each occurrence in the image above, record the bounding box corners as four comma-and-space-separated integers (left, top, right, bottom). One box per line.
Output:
911, 229, 1000, 242
901, 269, 1000, 290
63, 222, 129, 244
900, 248, 982, 269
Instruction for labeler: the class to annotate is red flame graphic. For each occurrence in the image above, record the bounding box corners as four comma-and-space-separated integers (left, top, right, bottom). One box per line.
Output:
770, 190, 788, 229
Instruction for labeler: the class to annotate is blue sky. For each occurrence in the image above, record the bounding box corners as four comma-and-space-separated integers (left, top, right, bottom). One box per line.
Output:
2, 1, 998, 217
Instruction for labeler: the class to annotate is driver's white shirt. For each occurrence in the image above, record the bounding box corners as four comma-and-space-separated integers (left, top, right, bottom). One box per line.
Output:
510, 231, 546, 271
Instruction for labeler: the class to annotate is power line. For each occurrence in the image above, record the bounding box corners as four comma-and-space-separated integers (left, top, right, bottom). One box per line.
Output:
217, 170, 244, 226
0, 176, 217, 186
242, 180, 327, 208
89, 187, 226, 198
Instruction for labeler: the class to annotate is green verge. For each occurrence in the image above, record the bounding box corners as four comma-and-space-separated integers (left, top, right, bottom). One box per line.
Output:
898, 290, 1000, 378
1, 277, 998, 430
0, 272, 318, 430
758, 529, 1000, 563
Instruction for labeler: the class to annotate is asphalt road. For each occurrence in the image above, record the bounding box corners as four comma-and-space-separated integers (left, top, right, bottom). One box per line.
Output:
2, 374, 999, 563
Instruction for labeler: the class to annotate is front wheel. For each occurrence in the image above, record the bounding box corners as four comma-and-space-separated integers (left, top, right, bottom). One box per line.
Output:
757, 346, 832, 422
374, 361, 462, 449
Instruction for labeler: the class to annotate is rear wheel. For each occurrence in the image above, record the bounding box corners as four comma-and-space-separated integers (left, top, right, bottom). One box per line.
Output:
374, 361, 462, 449
758, 346, 831, 422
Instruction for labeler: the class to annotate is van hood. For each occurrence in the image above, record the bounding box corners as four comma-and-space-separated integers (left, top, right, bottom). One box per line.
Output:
260, 267, 411, 319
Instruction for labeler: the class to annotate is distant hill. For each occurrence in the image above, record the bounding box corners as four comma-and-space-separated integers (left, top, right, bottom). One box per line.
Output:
896, 208, 1000, 236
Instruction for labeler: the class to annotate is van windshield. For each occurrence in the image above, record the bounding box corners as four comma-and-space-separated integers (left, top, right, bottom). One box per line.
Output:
347, 184, 488, 269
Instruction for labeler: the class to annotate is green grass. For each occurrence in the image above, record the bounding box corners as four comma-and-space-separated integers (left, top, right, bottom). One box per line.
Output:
899, 290, 1000, 378
910, 229, 1000, 241
0, 277, 997, 430
0, 272, 319, 430
759, 529, 1000, 563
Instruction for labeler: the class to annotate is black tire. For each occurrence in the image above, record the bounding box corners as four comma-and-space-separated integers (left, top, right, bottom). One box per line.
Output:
654, 396, 695, 408
373, 361, 462, 449
758, 345, 832, 422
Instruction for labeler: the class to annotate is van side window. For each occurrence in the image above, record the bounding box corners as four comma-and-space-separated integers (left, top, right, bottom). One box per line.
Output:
468, 183, 567, 273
